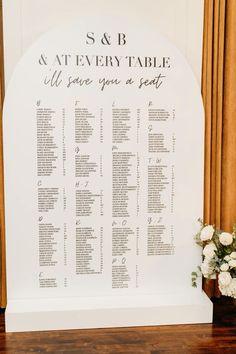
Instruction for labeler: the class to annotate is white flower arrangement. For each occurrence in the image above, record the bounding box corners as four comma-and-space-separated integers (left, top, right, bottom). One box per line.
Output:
192, 219, 236, 298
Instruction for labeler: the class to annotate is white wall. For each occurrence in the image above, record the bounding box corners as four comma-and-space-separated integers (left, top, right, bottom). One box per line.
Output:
2, 0, 204, 88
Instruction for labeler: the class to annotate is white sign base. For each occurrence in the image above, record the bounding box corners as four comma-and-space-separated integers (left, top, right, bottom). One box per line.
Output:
6, 291, 212, 332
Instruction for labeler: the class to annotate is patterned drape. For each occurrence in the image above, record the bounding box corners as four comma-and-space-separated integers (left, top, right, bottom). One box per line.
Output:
0, 0, 5, 308
202, 0, 236, 297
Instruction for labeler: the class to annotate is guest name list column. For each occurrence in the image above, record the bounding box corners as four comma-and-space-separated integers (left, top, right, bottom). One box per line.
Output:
74, 103, 105, 279
36, 103, 65, 289
111, 101, 177, 292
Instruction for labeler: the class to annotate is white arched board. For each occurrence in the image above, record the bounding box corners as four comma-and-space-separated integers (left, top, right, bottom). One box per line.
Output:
3, 18, 212, 332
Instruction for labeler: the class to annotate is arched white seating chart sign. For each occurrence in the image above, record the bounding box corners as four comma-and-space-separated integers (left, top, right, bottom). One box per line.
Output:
3, 18, 212, 332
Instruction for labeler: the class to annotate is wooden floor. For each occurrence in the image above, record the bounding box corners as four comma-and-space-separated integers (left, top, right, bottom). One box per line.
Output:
0, 297, 236, 353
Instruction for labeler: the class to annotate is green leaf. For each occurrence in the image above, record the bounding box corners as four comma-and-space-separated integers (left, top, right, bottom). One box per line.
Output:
197, 218, 203, 225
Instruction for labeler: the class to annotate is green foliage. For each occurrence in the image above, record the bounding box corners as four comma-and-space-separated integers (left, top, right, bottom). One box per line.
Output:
191, 270, 200, 287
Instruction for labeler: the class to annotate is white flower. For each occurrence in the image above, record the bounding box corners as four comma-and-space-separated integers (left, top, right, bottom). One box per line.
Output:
229, 278, 236, 298
229, 259, 236, 268
230, 252, 236, 259
200, 262, 209, 277
220, 263, 229, 271
201, 260, 215, 278
200, 225, 214, 241
224, 255, 231, 262
219, 232, 233, 246
220, 278, 236, 298
219, 277, 232, 296
219, 283, 231, 296
203, 242, 217, 259
218, 271, 232, 287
